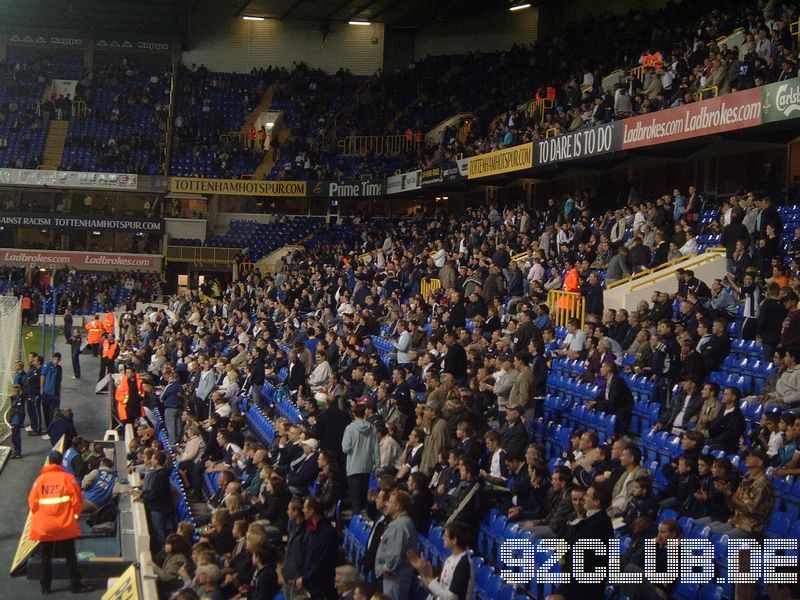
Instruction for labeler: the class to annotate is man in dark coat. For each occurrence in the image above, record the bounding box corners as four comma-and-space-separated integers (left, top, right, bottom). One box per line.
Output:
707, 387, 747, 453
313, 395, 351, 466
300, 497, 338, 599
443, 330, 468, 383
559, 485, 614, 600
589, 361, 634, 434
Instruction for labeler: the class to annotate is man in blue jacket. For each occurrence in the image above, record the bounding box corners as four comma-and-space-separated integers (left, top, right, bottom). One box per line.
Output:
40, 353, 63, 429
25, 354, 43, 436
342, 404, 380, 514
160, 371, 185, 446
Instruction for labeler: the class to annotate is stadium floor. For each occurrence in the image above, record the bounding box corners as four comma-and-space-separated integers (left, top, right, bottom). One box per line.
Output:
0, 339, 107, 599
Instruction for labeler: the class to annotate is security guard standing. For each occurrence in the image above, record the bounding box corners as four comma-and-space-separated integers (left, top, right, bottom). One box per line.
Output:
84, 315, 104, 357
29, 450, 93, 594
98, 334, 120, 381
115, 365, 143, 426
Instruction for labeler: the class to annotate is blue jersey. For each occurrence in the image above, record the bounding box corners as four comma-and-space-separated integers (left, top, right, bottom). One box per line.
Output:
84, 469, 117, 507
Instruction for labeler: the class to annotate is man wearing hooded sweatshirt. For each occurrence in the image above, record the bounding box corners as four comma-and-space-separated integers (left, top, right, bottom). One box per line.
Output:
342, 404, 381, 514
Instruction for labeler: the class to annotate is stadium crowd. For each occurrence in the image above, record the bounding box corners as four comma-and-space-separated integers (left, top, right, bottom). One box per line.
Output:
265, 0, 800, 182
17, 187, 791, 600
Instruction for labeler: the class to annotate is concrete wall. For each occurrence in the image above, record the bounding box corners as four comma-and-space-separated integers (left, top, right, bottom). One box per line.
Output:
164, 218, 207, 241
415, 8, 538, 58
603, 251, 727, 312
183, 16, 384, 76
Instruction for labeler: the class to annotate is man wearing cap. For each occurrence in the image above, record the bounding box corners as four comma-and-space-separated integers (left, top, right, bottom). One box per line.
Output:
698, 448, 774, 600
29, 450, 92, 594
419, 399, 450, 476
287, 438, 320, 496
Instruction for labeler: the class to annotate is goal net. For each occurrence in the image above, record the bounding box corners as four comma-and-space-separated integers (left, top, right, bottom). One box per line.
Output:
0, 296, 22, 441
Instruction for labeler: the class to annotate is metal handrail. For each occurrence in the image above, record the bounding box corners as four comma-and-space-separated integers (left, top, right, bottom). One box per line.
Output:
605, 252, 697, 289
630, 250, 724, 292
71, 100, 88, 118
337, 135, 424, 157
700, 86, 719, 100
165, 245, 241, 266
163, 62, 178, 176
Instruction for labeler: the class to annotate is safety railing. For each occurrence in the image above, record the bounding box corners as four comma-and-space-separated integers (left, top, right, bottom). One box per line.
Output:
605, 252, 697, 290
545, 127, 559, 138
628, 65, 646, 82
337, 135, 424, 157
790, 19, 800, 45
547, 289, 585, 329
163, 62, 178, 176
220, 130, 249, 150
322, 69, 382, 142
71, 100, 88, 118
420, 277, 442, 301
527, 98, 554, 124
629, 249, 724, 292
700, 86, 719, 100
165, 245, 240, 266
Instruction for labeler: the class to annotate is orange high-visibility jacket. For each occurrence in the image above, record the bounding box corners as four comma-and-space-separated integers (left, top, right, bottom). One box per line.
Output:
85, 320, 104, 344
28, 463, 83, 541
115, 374, 143, 421
102, 340, 119, 360
103, 312, 115, 334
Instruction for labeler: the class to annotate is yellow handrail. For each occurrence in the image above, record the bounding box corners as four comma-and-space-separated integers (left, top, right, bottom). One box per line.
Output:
791, 19, 800, 44
629, 250, 724, 292
545, 127, 559, 138
511, 251, 528, 262
700, 86, 719, 100
547, 290, 585, 329
165, 245, 241, 266
531, 98, 554, 124
338, 135, 423, 157
605, 252, 697, 289
629, 65, 646, 82
420, 277, 442, 301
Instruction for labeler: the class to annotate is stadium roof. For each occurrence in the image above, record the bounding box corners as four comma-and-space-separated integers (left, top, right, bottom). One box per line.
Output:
0, 0, 523, 38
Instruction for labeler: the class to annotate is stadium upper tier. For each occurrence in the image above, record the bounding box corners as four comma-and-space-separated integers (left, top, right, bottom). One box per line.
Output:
0, 0, 792, 181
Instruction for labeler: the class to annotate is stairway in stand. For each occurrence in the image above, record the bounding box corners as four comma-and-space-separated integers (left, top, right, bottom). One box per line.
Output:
40, 120, 69, 170
250, 129, 289, 180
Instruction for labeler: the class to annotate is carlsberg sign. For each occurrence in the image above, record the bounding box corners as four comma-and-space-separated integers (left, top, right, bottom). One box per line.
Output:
762, 80, 800, 122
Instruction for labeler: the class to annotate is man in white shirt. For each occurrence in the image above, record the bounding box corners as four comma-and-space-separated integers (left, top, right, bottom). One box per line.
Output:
433, 242, 446, 268
195, 360, 216, 418
557, 318, 586, 359
390, 319, 412, 365
680, 228, 699, 255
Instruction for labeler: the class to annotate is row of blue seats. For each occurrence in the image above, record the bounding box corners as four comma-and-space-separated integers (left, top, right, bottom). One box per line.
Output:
246, 403, 277, 445
546, 397, 617, 443
151, 407, 196, 525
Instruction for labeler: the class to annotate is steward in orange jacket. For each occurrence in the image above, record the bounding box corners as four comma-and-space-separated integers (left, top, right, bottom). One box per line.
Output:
29, 450, 91, 593
115, 367, 143, 424
557, 262, 582, 313
99, 335, 120, 381
29, 457, 83, 541
85, 316, 104, 357
103, 311, 115, 335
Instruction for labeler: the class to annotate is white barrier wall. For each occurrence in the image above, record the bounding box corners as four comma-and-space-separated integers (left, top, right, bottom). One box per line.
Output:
603, 251, 727, 312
